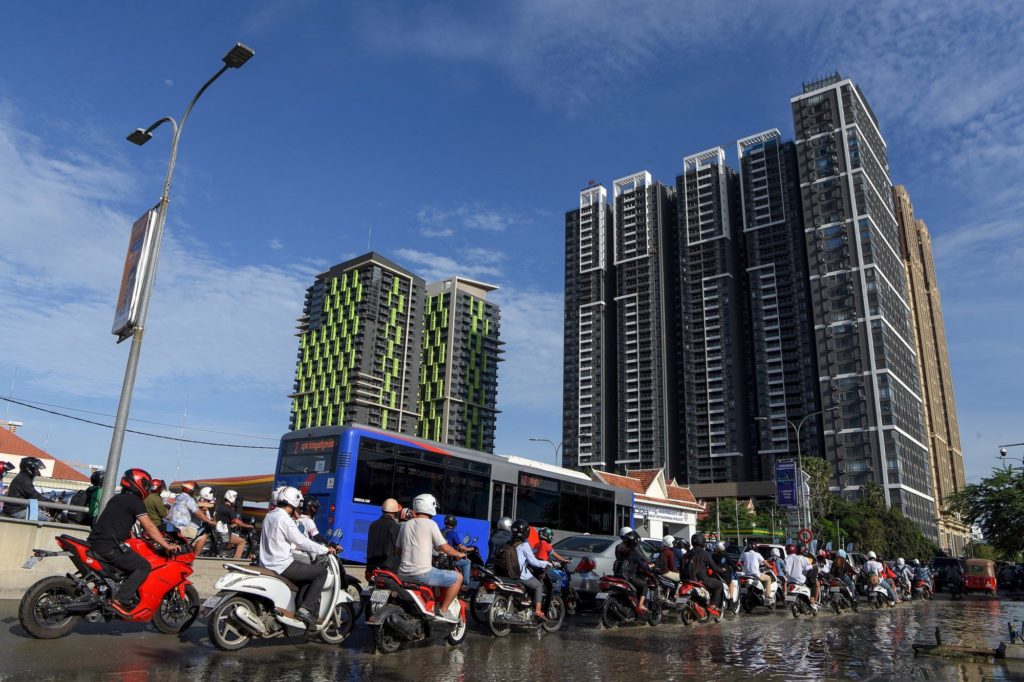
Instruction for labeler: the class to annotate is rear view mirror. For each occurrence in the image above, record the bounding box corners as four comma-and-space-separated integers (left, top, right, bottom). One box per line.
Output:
463, 535, 471, 545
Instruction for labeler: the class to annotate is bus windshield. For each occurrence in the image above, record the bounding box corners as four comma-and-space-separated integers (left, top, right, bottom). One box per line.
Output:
279, 435, 339, 474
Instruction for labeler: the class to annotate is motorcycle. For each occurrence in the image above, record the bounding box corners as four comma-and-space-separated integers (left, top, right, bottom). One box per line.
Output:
739, 574, 776, 614
867, 579, 896, 608
785, 581, 818, 618
482, 564, 565, 636
675, 579, 721, 625
596, 574, 662, 628
366, 568, 468, 654
197, 516, 259, 560
548, 560, 580, 616
202, 529, 357, 650
19, 528, 199, 639
948, 577, 965, 600
912, 577, 933, 601
825, 576, 858, 614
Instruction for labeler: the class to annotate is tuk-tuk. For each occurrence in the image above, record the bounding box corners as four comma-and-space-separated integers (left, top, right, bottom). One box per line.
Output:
963, 558, 997, 596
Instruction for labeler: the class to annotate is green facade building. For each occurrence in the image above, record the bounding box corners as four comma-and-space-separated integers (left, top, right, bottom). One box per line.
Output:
418, 277, 503, 453
289, 252, 424, 434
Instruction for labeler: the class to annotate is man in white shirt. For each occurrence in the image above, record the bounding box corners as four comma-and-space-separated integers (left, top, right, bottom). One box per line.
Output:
259, 486, 332, 628
784, 544, 810, 585
395, 493, 467, 623
739, 540, 774, 602
863, 550, 898, 604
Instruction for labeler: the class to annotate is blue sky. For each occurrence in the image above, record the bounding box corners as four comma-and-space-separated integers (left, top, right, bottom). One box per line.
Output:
0, 1, 1021, 486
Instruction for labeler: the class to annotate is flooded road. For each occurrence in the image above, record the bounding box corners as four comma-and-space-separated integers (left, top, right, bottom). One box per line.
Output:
2, 596, 1023, 681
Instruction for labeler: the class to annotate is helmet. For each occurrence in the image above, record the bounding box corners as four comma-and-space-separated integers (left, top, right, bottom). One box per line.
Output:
497, 517, 512, 531
198, 486, 215, 503
382, 498, 402, 513
673, 537, 686, 549
747, 539, 758, 548
276, 486, 302, 509
510, 519, 530, 541
20, 457, 45, 477
867, 551, 877, 559
818, 550, 828, 559
837, 549, 848, 559
302, 496, 320, 515
180, 480, 198, 496
619, 526, 634, 538
399, 507, 415, 522
224, 489, 238, 505
90, 470, 104, 486
771, 548, 781, 558
786, 544, 798, 555
663, 535, 675, 546
1, 460, 14, 476
716, 541, 726, 552
690, 533, 706, 548
540, 527, 554, 542
912, 559, 920, 566
150, 478, 166, 494
120, 468, 152, 498
896, 557, 905, 567
412, 493, 438, 516
623, 530, 641, 548
444, 514, 457, 528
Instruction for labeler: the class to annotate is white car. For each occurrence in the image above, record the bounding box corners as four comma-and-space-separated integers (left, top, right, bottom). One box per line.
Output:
552, 535, 661, 606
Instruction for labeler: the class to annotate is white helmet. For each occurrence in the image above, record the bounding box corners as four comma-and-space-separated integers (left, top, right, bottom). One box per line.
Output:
497, 517, 512, 531
277, 486, 302, 509
663, 535, 675, 546
716, 541, 726, 552
618, 526, 633, 538
412, 493, 438, 516
897, 557, 905, 567
198, 486, 215, 503
867, 551, 877, 559
224, 489, 238, 504
771, 548, 781, 558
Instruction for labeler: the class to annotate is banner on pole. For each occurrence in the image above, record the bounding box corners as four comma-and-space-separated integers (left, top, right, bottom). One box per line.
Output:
775, 459, 798, 508
112, 205, 159, 342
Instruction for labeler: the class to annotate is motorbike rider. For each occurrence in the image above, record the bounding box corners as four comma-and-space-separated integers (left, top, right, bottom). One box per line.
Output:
817, 550, 832, 575
655, 535, 680, 582
912, 558, 932, 585
395, 493, 467, 623
296, 496, 326, 543
672, 537, 687, 570
259, 486, 333, 628
614, 530, 654, 616
739, 540, 774, 602
863, 551, 898, 605
144, 478, 169, 525
784, 544, 817, 608
682, 533, 723, 615
87, 468, 182, 614
0, 460, 13, 512
2, 457, 47, 519
832, 549, 857, 594
166, 481, 215, 556
488, 516, 513, 563
510, 519, 551, 620
946, 559, 964, 592
895, 557, 914, 594
84, 470, 104, 526
215, 489, 255, 560
441, 514, 473, 586
366, 498, 402, 578
535, 527, 568, 563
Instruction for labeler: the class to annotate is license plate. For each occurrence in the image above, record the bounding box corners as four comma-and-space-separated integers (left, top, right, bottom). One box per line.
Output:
370, 589, 390, 604
595, 592, 609, 600
785, 595, 797, 602
477, 592, 495, 604
829, 587, 841, 593
202, 596, 222, 609
21, 556, 42, 570
675, 597, 689, 605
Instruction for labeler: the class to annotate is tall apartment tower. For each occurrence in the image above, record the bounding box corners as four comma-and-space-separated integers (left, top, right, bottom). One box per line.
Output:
612, 172, 678, 475
418, 277, 504, 453
892, 185, 968, 553
792, 74, 936, 539
737, 131, 823, 478
676, 149, 752, 484
290, 252, 425, 434
562, 185, 617, 469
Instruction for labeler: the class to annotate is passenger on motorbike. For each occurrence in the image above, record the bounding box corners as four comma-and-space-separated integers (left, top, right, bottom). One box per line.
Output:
832, 549, 857, 594
895, 558, 914, 593
739, 540, 774, 600
0, 460, 14, 513
87, 468, 183, 614
863, 551, 898, 605
655, 535, 680, 582
366, 498, 402, 578
912, 559, 931, 584
259, 486, 333, 628
488, 517, 513, 563
682, 533, 723, 614
166, 481, 215, 555
144, 478, 169, 525
784, 544, 815, 604
672, 537, 687, 571
2, 457, 47, 519
511, 519, 551, 620
535, 527, 568, 563
296, 496, 325, 543
395, 493, 467, 624
614, 530, 655, 616
946, 560, 964, 592
442, 514, 473, 586
215, 490, 254, 560
769, 547, 786, 585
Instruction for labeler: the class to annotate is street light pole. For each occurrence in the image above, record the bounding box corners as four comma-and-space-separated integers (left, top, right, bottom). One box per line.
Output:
528, 438, 563, 466
99, 44, 254, 511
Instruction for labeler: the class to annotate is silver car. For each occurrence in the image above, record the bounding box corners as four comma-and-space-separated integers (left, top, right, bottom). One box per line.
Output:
552, 535, 661, 605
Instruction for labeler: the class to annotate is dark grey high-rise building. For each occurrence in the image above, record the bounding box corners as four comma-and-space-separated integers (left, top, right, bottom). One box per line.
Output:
676, 148, 752, 485
737, 130, 823, 478
792, 74, 935, 539
612, 172, 678, 475
562, 185, 617, 469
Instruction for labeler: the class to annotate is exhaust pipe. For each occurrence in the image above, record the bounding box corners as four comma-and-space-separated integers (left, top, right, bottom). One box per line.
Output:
232, 604, 270, 637
385, 612, 419, 639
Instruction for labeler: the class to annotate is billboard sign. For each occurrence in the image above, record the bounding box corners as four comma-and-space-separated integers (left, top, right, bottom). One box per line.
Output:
775, 459, 798, 508
112, 206, 159, 341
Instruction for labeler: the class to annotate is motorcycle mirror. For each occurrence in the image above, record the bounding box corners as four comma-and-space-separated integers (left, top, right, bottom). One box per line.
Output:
463, 535, 471, 545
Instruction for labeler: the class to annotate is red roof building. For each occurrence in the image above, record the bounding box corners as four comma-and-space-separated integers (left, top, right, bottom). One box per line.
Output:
0, 427, 90, 489
591, 468, 703, 540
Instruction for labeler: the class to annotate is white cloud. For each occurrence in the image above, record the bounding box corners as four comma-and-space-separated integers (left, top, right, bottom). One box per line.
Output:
489, 288, 563, 412
268, 238, 283, 250
393, 247, 504, 283
417, 203, 517, 237
164, 79, 173, 87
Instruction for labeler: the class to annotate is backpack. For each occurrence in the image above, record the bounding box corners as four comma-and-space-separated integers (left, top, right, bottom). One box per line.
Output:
681, 551, 700, 581
492, 541, 521, 579
67, 489, 89, 524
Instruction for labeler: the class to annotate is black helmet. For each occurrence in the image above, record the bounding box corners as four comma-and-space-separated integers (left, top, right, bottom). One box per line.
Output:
20, 457, 45, 477
673, 537, 685, 549
1, 461, 13, 477
444, 514, 457, 529
690, 532, 706, 548
510, 519, 530, 541
623, 530, 640, 548
302, 496, 321, 516
90, 470, 104, 486
746, 539, 758, 549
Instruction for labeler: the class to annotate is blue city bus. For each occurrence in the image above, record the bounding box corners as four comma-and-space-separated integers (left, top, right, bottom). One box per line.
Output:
274, 424, 634, 564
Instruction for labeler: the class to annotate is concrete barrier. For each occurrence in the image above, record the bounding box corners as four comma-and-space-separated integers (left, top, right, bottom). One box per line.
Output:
0, 518, 366, 600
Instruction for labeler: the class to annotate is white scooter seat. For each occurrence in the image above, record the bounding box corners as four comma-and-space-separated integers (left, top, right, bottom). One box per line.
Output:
225, 563, 299, 592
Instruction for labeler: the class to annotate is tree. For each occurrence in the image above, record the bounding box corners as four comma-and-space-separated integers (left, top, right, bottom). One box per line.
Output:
697, 498, 756, 542
803, 456, 834, 538
947, 466, 1024, 560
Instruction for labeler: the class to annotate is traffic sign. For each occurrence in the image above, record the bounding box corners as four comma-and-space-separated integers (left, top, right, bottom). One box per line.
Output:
798, 528, 814, 544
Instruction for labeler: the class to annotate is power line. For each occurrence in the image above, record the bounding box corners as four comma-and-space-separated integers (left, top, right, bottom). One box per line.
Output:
0, 396, 277, 450
0, 395, 278, 441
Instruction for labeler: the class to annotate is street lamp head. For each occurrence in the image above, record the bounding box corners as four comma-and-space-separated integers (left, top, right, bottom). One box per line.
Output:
1000, 447, 1008, 458
755, 416, 768, 422
223, 43, 255, 69
126, 128, 153, 146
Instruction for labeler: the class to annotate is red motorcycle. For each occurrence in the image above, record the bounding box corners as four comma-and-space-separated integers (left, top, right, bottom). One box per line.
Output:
676, 579, 721, 624
595, 574, 663, 627
18, 531, 199, 639
366, 569, 468, 654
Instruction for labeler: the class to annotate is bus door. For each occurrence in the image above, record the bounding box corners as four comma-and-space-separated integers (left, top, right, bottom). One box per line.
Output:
490, 482, 515, 525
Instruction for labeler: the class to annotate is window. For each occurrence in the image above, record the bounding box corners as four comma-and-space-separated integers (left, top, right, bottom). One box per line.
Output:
444, 469, 489, 518
279, 435, 339, 475
560, 490, 589, 533
392, 458, 445, 504
352, 447, 394, 505
516, 473, 560, 527
553, 536, 614, 553
589, 496, 614, 535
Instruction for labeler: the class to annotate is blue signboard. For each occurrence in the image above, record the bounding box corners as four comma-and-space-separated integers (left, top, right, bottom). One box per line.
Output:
776, 459, 797, 507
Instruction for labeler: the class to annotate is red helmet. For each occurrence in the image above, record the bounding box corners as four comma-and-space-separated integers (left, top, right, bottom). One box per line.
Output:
150, 478, 166, 494
818, 550, 828, 558
120, 468, 153, 498
399, 507, 414, 522
180, 481, 199, 496
786, 544, 798, 555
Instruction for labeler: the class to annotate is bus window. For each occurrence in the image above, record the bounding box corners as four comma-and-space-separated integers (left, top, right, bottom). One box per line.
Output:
352, 448, 394, 505
559, 491, 589, 533
392, 458, 445, 504
443, 469, 489, 518
589, 496, 614, 535
279, 435, 339, 475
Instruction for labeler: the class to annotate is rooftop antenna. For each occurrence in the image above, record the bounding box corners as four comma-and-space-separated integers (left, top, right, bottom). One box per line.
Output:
174, 395, 189, 483
2, 368, 18, 423
367, 224, 372, 251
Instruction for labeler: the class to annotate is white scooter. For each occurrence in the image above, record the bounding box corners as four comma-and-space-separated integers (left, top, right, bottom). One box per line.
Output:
202, 529, 357, 650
